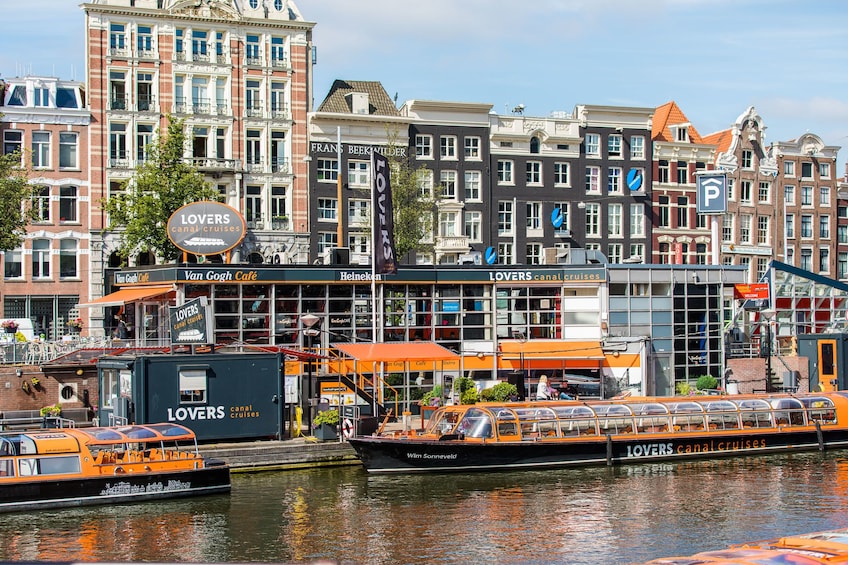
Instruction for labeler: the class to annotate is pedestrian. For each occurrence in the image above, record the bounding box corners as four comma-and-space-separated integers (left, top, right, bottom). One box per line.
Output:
536, 375, 551, 401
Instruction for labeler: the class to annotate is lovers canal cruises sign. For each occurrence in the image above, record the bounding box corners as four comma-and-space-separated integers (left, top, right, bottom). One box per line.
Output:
167, 201, 246, 257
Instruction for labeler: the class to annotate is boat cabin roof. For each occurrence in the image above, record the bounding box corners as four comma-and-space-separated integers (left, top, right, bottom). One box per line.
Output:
0, 423, 197, 449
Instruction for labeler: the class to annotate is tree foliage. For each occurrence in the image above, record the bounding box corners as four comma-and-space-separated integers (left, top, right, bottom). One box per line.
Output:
0, 150, 36, 252
383, 129, 439, 261
103, 117, 221, 262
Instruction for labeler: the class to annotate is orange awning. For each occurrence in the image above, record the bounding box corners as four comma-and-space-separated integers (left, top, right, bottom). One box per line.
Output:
334, 342, 460, 363
78, 286, 173, 308
499, 340, 604, 360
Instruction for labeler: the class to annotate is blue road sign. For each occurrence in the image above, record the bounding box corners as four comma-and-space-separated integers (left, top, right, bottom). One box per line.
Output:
485, 246, 497, 264
551, 207, 564, 228
626, 169, 643, 191
696, 173, 727, 213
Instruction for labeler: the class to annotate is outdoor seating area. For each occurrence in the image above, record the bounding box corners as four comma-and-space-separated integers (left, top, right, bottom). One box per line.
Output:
0, 336, 122, 365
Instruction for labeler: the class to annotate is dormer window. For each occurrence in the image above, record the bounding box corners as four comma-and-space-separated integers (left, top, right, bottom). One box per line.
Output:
673, 125, 689, 142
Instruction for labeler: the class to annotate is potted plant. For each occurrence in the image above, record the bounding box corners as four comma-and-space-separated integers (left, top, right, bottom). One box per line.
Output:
67, 317, 83, 333
2, 320, 18, 334
312, 408, 339, 441
272, 215, 289, 229
40, 404, 62, 428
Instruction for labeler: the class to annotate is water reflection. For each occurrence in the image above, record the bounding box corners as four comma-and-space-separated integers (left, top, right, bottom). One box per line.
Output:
3, 453, 848, 564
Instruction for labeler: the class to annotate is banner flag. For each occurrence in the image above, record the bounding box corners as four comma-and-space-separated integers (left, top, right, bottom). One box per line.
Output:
372, 151, 398, 274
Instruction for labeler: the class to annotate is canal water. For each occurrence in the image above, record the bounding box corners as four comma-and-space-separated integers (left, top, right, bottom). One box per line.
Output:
3, 451, 848, 564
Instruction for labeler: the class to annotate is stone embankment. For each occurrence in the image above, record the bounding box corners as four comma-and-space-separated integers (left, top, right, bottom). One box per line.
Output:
199, 438, 360, 473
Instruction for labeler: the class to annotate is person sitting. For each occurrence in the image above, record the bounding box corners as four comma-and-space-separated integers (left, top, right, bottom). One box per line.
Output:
536, 375, 552, 401
559, 389, 573, 400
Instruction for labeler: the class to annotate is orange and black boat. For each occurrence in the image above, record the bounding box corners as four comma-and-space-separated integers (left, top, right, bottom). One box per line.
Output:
348, 392, 848, 473
0, 422, 230, 512
643, 526, 848, 563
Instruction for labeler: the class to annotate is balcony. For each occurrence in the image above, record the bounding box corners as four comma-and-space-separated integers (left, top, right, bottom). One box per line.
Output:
271, 105, 290, 120
110, 97, 128, 111
271, 159, 290, 174
271, 216, 289, 230
192, 100, 212, 115
109, 47, 131, 58
173, 97, 187, 114
191, 157, 242, 173
271, 57, 289, 70
109, 152, 130, 169
435, 235, 470, 251
245, 103, 264, 118
137, 48, 156, 60
245, 56, 263, 67
245, 159, 264, 173
137, 96, 156, 112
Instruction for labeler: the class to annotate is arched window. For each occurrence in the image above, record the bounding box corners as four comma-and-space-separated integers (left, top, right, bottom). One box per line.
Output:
530, 136, 540, 154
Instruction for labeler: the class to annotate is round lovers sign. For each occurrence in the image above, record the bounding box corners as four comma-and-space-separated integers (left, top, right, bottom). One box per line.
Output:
167, 201, 246, 256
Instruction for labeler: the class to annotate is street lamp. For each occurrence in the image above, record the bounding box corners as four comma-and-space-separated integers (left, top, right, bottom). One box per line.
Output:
760, 308, 776, 392
301, 313, 321, 432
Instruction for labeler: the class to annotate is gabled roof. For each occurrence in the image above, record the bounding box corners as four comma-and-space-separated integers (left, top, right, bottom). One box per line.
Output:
652, 101, 704, 143
316, 80, 401, 117
702, 129, 733, 154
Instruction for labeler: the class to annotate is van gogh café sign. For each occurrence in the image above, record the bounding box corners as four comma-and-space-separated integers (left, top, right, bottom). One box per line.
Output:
114, 265, 607, 286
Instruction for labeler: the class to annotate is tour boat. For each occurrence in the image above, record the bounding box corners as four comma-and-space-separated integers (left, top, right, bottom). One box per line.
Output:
643, 526, 848, 563
347, 392, 848, 473
0, 422, 230, 512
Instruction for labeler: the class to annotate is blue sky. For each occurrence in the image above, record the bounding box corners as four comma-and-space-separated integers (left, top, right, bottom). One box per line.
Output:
2, 0, 847, 173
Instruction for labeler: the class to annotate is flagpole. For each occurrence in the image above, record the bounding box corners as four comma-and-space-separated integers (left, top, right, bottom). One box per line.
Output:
337, 127, 343, 248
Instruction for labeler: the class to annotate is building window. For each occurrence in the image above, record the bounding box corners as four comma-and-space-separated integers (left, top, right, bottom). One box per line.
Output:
757, 216, 769, 244
33, 186, 50, 222
497, 160, 513, 184
348, 161, 369, 188
820, 216, 830, 239
820, 248, 830, 272
464, 211, 482, 243
800, 249, 813, 271
270, 131, 286, 172
526, 161, 542, 185
498, 201, 513, 235
722, 215, 734, 242
696, 243, 708, 265
245, 34, 261, 64
4, 248, 23, 278
740, 181, 752, 204
608, 134, 622, 157
758, 181, 770, 204
820, 186, 831, 207
554, 162, 570, 187
440, 136, 457, 159
740, 215, 752, 244
440, 170, 457, 199
629, 243, 645, 262
32, 132, 50, 168
34, 87, 49, 107
608, 203, 623, 237
801, 186, 813, 206
554, 202, 570, 235
608, 167, 622, 194
318, 198, 337, 221
137, 24, 153, 55
246, 129, 262, 166
820, 162, 831, 179
630, 136, 645, 159
584, 133, 600, 157
585, 203, 601, 237
676, 197, 688, 228
742, 150, 753, 169
675, 126, 689, 142
801, 162, 813, 179
464, 170, 481, 201
464, 136, 481, 160
526, 243, 542, 265
137, 124, 154, 163
657, 160, 670, 184
607, 243, 623, 264
438, 211, 458, 237
676, 161, 688, 185
179, 369, 207, 404
630, 203, 645, 237
417, 169, 433, 197
784, 161, 795, 176
110, 123, 128, 166
59, 186, 78, 223
271, 186, 287, 220
415, 135, 432, 158
786, 214, 795, 238
347, 199, 368, 227
245, 185, 262, 225
32, 239, 50, 279
658, 196, 670, 228
526, 202, 542, 230
245, 79, 261, 115
3, 130, 23, 155
784, 185, 795, 205
317, 158, 338, 182
59, 239, 78, 278
271, 82, 287, 117
271, 36, 286, 67
800, 215, 813, 238
110, 23, 126, 52
585, 166, 600, 193
59, 131, 79, 169
839, 253, 848, 279
318, 232, 338, 254
497, 242, 513, 265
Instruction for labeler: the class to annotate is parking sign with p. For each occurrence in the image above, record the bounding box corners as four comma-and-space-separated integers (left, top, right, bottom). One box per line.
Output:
696, 173, 727, 214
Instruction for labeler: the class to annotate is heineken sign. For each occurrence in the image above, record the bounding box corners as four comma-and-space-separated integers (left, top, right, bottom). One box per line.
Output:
169, 297, 211, 345
167, 201, 246, 256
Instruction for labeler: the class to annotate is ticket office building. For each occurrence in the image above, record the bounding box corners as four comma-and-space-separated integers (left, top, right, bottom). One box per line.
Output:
109, 263, 746, 396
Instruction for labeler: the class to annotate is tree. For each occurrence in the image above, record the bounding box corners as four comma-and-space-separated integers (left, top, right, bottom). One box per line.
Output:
383, 129, 439, 261
103, 117, 221, 262
0, 150, 36, 251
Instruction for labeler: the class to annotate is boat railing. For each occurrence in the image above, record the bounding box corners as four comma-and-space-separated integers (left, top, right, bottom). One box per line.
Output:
426, 395, 842, 441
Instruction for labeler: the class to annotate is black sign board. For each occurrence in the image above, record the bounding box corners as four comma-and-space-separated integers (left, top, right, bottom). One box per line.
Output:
168, 297, 211, 345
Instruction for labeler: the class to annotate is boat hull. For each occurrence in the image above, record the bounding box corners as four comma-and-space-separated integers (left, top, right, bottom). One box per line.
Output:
0, 464, 230, 513
348, 429, 848, 473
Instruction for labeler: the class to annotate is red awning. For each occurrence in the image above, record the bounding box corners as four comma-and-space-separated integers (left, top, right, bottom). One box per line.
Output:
78, 286, 173, 308
334, 342, 459, 363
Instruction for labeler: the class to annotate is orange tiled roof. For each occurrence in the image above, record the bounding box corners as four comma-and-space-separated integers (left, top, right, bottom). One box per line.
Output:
702, 129, 733, 154
652, 101, 704, 143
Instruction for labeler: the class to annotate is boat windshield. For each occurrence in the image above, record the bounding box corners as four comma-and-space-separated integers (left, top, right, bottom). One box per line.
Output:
456, 408, 494, 439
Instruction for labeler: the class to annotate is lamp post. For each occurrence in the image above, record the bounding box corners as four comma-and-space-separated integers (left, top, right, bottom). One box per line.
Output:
301, 313, 320, 432
760, 308, 776, 392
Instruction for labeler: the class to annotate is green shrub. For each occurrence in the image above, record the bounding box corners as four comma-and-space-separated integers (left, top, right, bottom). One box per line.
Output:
420, 385, 442, 406
481, 382, 518, 402
696, 375, 718, 391
313, 408, 339, 427
460, 387, 478, 405
676, 382, 692, 396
